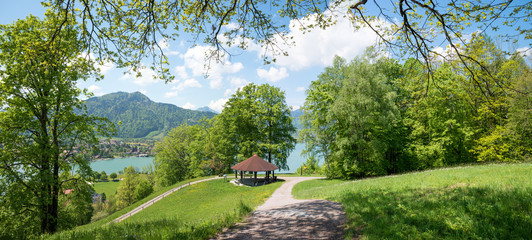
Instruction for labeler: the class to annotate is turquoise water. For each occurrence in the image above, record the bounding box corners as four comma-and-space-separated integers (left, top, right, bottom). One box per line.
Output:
282, 143, 307, 173
88, 156, 154, 174
86, 143, 308, 174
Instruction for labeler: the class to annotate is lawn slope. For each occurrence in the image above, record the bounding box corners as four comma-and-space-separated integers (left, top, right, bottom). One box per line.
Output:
48, 179, 281, 239
293, 163, 532, 239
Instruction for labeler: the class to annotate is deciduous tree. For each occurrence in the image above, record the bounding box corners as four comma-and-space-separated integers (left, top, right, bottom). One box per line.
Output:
0, 14, 111, 236
216, 83, 296, 169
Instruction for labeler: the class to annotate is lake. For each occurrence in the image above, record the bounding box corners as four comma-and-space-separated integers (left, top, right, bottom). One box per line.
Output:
87, 143, 309, 174
88, 156, 154, 174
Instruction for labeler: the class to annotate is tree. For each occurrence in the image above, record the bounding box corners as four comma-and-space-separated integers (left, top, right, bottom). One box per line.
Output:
331, 57, 402, 178
300, 56, 346, 171
58, 173, 94, 230
100, 171, 108, 181
399, 62, 476, 168
154, 124, 203, 187
505, 70, 531, 160
115, 166, 138, 208
94, 171, 101, 180
43, 0, 530, 91
135, 178, 153, 201
301, 52, 408, 179
109, 172, 118, 180
216, 83, 296, 169
461, 36, 532, 162
0, 14, 111, 236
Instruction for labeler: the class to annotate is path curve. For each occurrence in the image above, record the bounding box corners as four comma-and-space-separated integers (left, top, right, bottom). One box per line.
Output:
215, 177, 346, 240
111, 176, 219, 223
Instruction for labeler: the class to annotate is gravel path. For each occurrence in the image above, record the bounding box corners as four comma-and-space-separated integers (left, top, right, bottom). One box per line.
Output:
111, 177, 219, 223
215, 177, 346, 240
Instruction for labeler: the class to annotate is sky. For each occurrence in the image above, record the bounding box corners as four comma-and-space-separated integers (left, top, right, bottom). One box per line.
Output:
1, 1, 530, 113
0, 1, 383, 113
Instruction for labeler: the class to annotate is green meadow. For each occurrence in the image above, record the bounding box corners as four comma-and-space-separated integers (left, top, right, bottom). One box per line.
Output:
292, 163, 532, 239
93, 181, 120, 198
46, 179, 281, 239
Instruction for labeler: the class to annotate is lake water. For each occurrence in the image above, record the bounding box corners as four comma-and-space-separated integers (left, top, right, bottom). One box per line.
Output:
87, 143, 308, 174
88, 156, 154, 174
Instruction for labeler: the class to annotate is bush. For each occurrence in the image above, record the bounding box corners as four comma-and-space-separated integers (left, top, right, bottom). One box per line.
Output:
296, 155, 322, 175
100, 171, 108, 181
109, 172, 117, 180
135, 178, 154, 201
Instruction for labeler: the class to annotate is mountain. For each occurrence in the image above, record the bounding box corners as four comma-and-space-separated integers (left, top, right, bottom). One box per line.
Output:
196, 106, 218, 114
291, 108, 303, 130
85, 92, 216, 139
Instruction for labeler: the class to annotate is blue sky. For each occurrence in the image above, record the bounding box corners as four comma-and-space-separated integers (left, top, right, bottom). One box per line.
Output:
1, 1, 530, 113
0, 1, 382, 113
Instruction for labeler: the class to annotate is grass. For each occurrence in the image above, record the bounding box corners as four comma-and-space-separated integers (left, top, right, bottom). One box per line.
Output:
46, 178, 282, 239
293, 163, 532, 239
93, 181, 120, 198
80, 176, 214, 229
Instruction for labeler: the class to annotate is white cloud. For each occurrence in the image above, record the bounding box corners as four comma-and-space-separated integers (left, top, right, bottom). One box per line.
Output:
175, 66, 188, 79
121, 66, 158, 86
296, 87, 305, 92
80, 52, 115, 74
87, 84, 101, 92
208, 98, 228, 113
430, 45, 460, 62
164, 91, 178, 98
172, 78, 202, 91
262, 11, 379, 71
210, 78, 223, 89
182, 102, 196, 109
291, 105, 300, 111
178, 45, 244, 89
139, 90, 147, 95
230, 77, 249, 88
224, 77, 250, 97
224, 88, 234, 97
86, 84, 104, 96
256, 66, 289, 82
517, 47, 532, 63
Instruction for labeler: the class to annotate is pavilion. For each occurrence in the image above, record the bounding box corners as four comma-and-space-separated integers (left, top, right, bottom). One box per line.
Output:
231, 154, 278, 185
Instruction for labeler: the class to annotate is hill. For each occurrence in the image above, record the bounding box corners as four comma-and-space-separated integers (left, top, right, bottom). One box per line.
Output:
85, 92, 216, 138
196, 106, 218, 114
47, 178, 281, 239
293, 163, 532, 239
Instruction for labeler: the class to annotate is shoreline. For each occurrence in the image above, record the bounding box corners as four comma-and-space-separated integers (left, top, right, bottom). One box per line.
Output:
89, 155, 154, 163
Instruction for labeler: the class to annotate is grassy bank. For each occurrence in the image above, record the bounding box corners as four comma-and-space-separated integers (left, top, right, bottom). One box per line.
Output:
293, 163, 532, 239
93, 181, 120, 198
46, 179, 281, 239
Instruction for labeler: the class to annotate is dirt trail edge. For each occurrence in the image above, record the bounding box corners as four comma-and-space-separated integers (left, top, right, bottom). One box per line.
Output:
111, 177, 219, 223
215, 177, 346, 240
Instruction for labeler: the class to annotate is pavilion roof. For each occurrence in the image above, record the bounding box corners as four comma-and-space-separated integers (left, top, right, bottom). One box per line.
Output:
231, 154, 279, 172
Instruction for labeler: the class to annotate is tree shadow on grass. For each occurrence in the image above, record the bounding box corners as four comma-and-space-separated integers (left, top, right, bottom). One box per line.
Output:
339, 186, 532, 239
49, 214, 242, 240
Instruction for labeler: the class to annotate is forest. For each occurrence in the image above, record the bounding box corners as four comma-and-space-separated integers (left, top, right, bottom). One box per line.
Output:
300, 43, 530, 179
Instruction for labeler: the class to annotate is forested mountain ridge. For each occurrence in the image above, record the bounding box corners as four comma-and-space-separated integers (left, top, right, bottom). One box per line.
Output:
196, 106, 218, 113
84, 92, 216, 138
